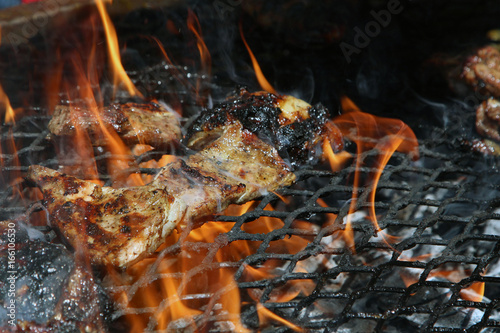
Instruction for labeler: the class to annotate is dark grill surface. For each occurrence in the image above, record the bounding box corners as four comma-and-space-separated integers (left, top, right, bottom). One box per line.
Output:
2, 103, 500, 332
2, 1, 500, 331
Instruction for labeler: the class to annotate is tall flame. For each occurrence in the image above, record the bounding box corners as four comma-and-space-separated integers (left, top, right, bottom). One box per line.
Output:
51, 11, 143, 187
240, 23, 277, 94
187, 10, 212, 105
95, 0, 142, 99
324, 97, 419, 248
187, 9, 211, 77
0, 27, 15, 125
111, 201, 314, 331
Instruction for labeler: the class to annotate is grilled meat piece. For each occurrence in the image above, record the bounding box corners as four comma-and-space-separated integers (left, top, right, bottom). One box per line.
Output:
459, 46, 500, 144
185, 88, 343, 167
48, 102, 181, 150
476, 97, 500, 141
28, 122, 294, 267
27, 166, 176, 267
462, 46, 500, 97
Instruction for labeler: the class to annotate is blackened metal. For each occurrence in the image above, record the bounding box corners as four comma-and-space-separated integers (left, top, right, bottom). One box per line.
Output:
2, 96, 500, 333
2, 109, 500, 332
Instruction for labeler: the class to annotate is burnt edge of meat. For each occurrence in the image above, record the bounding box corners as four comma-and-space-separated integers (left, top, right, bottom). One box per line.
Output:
184, 88, 330, 167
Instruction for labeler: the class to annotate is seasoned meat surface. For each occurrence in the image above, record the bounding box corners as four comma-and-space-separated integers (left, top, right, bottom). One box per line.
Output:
28, 123, 294, 267
154, 123, 295, 217
48, 102, 181, 149
476, 97, 500, 141
459, 46, 500, 146
462, 46, 500, 97
27, 165, 176, 267
185, 88, 342, 166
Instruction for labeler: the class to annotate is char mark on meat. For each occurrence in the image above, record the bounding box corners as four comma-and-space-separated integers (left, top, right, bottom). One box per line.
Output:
28, 122, 294, 267
185, 88, 342, 166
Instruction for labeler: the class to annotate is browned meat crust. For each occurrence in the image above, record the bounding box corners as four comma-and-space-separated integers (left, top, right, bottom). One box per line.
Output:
460, 46, 500, 145
462, 46, 500, 97
476, 97, 500, 141
28, 123, 295, 268
48, 102, 181, 149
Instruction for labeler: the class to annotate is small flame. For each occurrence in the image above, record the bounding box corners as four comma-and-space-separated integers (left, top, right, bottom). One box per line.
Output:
187, 10, 211, 77
0, 28, 15, 125
95, 0, 142, 99
256, 303, 303, 332
322, 138, 351, 172
400, 262, 485, 302
240, 23, 277, 94
0, 85, 15, 125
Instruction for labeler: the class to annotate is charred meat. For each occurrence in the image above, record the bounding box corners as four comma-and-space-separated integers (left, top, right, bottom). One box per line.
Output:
29, 90, 337, 267
48, 102, 181, 150
185, 88, 343, 166
28, 122, 294, 267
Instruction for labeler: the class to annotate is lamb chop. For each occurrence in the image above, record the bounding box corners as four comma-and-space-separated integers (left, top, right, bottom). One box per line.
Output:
48, 102, 181, 150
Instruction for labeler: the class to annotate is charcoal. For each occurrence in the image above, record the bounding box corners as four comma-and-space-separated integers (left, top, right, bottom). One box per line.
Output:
0, 221, 110, 332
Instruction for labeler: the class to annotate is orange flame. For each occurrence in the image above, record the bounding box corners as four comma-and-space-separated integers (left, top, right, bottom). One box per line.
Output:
257, 303, 303, 332
0, 28, 15, 125
0, 86, 15, 125
321, 96, 419, 248
111, 199, 317, 331
187, 9, 211, 77
47, 9, 146, 187
322, 138, 351, 172
240, 23, 277, 94
401, 266, 485, 302
95, 0, 142, 99
64, 46, 142, 186
187, 10, 212, 106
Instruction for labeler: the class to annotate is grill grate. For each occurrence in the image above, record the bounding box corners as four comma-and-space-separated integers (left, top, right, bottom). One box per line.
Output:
3, 108, 500, 332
